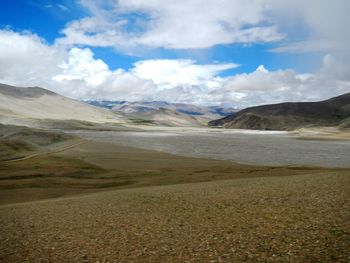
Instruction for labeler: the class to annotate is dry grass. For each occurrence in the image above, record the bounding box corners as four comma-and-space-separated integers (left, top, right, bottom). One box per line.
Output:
0, 123, 72, 161
0, 140, 342, 205
0, 139, 34, 161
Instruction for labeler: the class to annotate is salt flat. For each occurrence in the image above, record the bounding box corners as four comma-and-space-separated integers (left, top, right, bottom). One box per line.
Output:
73, 127, 350, 167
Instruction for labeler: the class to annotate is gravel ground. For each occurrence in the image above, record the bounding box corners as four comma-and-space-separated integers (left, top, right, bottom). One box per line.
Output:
73, 128, 350, 167
1, 171, 349, 262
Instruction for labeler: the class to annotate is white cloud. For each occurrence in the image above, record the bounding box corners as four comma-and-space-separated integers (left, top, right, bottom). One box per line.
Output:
57, 16, 129, 48
131, 59, 238, 89
57, 0, 350, 55
269, 40, 340, 53
214, 57, 350, 107
53, 48, 110, 86
270, 0, 350, 54
0, 30, 66, 86
57, 0, 284, 49
0, 30, 349, 108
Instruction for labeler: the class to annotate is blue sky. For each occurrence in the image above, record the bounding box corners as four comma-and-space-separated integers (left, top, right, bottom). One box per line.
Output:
0, 1, 82, 42
0, 0, 324, 73
0, 0, 349, 106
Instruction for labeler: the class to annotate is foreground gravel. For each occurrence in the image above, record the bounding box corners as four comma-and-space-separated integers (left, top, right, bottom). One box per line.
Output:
1, 171, 349, 262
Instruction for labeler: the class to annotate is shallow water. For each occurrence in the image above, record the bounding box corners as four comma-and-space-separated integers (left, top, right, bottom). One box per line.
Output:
74, 128, 350, 167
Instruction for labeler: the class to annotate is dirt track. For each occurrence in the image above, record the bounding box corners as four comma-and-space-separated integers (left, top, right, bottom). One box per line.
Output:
0, 139, 87, 163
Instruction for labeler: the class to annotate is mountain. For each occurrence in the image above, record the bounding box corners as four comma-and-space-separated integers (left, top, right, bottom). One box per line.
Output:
86, 100, 236, 118
0, 84, 229, 129
84, 100, 126, 109
85, 99, 237, 127
209, 92, 350, 130
0, 83, 124, 126
126, 107, 213, 127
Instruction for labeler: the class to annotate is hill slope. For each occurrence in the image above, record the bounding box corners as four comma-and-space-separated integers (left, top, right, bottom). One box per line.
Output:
127, 107, 212, 127
0, 83, 124, 125
209, 92, 350, 130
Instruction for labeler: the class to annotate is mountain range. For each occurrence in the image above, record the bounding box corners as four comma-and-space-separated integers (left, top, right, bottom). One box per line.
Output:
0, 84, 230, 128
86, 100, 236, 116
85, 99, 236, 127
1, 83, 349, 131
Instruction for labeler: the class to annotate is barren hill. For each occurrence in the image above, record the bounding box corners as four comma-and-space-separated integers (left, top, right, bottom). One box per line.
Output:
126, 107, 213, 127
0, 83, 124, 125
209, 92, 350, 130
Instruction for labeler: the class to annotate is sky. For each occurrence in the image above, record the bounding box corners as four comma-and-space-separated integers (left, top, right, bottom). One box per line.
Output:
0, 0, 349, 107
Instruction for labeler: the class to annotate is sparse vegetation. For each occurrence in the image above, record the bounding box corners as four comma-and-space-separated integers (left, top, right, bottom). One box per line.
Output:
0, 124, 72, 161
129, 118, 155, 124
0, 139, 35, 161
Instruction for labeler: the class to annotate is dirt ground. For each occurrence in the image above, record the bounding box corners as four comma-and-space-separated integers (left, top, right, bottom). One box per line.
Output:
293, 127, 350, 141
0, 171, 349, 263
0, 140, 349, 262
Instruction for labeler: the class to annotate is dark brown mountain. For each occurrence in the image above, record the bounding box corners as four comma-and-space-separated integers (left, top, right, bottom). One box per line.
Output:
209, 92, 350, 130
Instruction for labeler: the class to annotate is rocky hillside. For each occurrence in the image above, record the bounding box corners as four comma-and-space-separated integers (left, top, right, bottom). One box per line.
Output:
209, 92, 350, 130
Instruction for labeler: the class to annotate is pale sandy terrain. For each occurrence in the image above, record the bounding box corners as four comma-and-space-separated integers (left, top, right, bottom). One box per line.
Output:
292, 127, 350, 140
0, 92, 124, 124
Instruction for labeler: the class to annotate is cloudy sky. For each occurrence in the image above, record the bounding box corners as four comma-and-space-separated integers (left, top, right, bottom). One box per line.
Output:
0, 0, 349, 107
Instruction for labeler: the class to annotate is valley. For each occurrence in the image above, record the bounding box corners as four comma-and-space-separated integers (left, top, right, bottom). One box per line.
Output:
0, 84, 349, 262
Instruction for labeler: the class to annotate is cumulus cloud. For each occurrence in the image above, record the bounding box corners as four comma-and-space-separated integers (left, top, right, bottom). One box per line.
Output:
56, 0, 350, 56
131, 59, 238, 89
1, 30, 349, 108
216, 61, 350, 107
53, 48, 110, 86
57, 0, 284, 49
0, 30, 66, 86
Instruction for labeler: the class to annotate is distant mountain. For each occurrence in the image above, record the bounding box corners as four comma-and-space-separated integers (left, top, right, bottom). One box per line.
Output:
84, 100, 126, 109
127, 107, 217, 127
85, 100, 236, 121
0, 84, 234, 129
209, 92, 350, 130
0, 83, 124, 125
86, 100, 236, 117
85, 100, 237, 127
